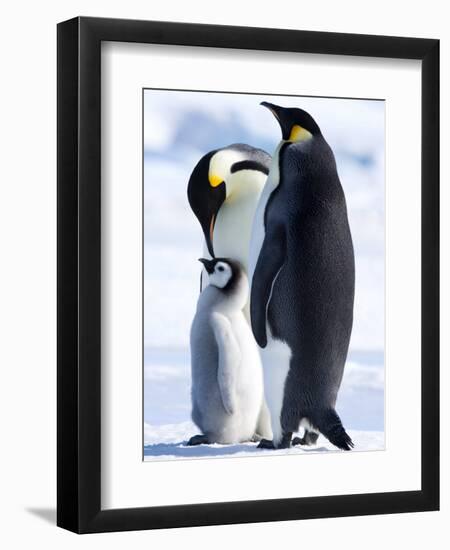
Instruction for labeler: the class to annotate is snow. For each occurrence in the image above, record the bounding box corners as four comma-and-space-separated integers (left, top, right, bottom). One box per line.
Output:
143, 348, 385, 459
143, 420, 384, 461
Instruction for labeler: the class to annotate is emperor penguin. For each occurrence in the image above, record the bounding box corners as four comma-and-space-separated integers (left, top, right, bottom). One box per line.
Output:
187, 143, 271, 301
188, 258, 269, 445
249, 102, 355, 451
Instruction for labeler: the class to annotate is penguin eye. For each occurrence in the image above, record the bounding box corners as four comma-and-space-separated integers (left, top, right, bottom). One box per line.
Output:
217, 266, 224, 272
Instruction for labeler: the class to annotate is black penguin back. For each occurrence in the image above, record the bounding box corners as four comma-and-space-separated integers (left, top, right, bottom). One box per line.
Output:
264, 137, 355, 439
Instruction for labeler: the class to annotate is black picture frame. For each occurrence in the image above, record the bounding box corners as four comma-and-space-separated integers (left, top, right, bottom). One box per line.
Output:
57, 16, 439, 534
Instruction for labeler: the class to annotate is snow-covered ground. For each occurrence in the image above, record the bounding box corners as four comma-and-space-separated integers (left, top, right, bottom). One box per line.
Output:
143, 348, 385, 459
144, 420, 384, 461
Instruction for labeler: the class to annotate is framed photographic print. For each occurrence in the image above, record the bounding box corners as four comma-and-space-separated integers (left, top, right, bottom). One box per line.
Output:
57, 17, 439, 533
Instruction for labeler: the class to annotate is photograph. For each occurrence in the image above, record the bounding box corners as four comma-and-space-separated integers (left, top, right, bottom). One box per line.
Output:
143, 89, 385, 461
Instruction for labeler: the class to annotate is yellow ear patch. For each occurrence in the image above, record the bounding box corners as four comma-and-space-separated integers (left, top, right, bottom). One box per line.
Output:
209, 173, 223, 188
289, 124, 312, 142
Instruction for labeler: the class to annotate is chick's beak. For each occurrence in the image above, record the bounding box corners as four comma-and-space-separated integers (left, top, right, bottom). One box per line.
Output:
198, 258, 215, 274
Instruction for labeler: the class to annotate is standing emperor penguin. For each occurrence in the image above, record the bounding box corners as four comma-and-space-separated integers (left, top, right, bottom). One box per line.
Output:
188, 258, 268, 445
249, 102, 355, 451
187, 143, 271, 303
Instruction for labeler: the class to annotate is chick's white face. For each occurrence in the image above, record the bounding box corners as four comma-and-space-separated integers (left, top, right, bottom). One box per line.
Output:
208, 261, 233, 289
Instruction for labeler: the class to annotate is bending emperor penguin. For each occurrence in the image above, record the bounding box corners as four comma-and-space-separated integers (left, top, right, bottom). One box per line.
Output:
187, 143, 271, 306
249, 102, 355, 451
188, 258, 267, 445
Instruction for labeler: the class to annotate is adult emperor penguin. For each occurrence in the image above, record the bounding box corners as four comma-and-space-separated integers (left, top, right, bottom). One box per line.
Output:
188, 258, 270, 445
187, 143, 271, 298
249, 102, 355, 451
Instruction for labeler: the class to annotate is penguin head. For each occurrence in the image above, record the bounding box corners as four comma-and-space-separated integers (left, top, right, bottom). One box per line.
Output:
187, 150, 225, 257
188, 145, 270, 256
198, 257, 236, 290
261, 101, 321, 142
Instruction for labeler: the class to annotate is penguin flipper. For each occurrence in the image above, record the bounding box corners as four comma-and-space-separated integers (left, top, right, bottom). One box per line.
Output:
250, 225, 286, 348
211, 313, 241, 415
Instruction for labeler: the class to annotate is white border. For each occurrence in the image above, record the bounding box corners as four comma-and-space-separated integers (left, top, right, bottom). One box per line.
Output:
101, 42, 421, 510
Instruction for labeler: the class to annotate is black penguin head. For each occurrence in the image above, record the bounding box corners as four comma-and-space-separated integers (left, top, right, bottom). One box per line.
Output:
187, 146, 270, 257
261, 102, 321, 142
198, 257, 239, 290
187, 150, 225, 257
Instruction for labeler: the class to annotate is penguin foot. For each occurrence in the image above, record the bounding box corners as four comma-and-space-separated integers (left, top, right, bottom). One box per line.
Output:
251, 432, 268, 443
257, 433, 292, 450
187, 434, 210, 446
278, 432, 293, 448
292, 430, 319, 447
257, 438, 276, 449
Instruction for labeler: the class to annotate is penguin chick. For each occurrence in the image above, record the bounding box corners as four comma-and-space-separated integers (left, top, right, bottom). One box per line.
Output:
188, 258, 270, 445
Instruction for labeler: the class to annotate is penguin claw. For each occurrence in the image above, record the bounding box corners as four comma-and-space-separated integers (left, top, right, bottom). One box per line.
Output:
257, 438, 276, 449
292, 431, 319, 447
187, 434, 209, 446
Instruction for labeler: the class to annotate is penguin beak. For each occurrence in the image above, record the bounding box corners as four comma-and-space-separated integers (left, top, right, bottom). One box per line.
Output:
187, 154, 226, 257
199, 197, 224, 258
260, 101, 291, 140
198, 258, 215, 274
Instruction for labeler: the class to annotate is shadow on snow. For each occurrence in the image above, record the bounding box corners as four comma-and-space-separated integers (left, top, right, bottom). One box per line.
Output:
143, 441, 331, 458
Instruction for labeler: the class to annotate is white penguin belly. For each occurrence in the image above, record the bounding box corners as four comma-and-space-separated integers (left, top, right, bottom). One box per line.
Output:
230, 312, 264, 441
233, 314, 264, 400
215, 174, 265, 266
217, 313, 264, 443
249, 143, 289, 446
260, 333, 292, 446
214, 200, 253, 272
